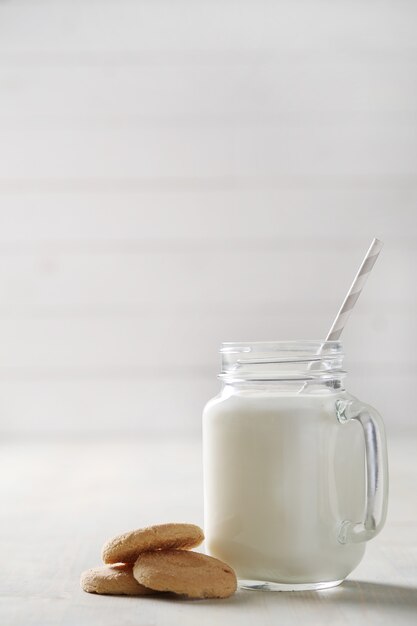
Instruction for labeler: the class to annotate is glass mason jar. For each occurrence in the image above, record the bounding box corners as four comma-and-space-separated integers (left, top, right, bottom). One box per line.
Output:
202, 341, 388, 591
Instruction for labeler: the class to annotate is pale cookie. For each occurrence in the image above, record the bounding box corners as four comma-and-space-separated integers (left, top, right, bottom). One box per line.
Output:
133, 549, 237, 599
80, 563, 154, 596
102, 523, 204, 564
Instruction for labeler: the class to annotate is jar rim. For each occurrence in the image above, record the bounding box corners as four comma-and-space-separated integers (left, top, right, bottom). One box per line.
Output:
220, 340, 342, 354
219, 340, 345, 384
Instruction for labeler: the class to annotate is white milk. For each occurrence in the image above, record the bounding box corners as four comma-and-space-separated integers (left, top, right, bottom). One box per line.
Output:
203, 390, 366, 585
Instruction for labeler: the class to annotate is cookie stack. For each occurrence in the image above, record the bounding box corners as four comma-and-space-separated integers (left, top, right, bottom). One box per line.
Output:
81, 522, 237, 599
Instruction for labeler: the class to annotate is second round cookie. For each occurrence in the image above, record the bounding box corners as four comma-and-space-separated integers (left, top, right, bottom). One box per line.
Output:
81, 564, 153, 596
133, 550, 237, 599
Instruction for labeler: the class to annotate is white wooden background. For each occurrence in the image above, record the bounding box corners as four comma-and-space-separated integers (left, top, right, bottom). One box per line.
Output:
0, 0, 416, 437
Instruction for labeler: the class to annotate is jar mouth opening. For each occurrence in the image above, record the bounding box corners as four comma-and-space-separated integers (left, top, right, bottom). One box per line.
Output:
219, 340, 344, 383
220, 340, 342, 355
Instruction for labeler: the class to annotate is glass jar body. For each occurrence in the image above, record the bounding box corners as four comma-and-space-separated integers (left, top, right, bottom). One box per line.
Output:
203, 384, 368, 589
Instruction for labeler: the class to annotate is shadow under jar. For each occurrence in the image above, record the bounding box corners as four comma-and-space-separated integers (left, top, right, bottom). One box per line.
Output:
202, 341, 388, 591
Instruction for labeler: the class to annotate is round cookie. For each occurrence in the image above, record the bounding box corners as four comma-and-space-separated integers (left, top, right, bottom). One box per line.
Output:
102, 523, 204, 565
133, 549, 237, 599
81, 563, 153, 596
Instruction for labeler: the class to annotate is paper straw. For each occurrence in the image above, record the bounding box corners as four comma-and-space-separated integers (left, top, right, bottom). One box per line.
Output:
326, 238, 383, 341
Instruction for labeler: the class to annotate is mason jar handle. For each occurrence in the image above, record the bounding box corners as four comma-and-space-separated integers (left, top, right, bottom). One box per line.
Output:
336, 398, 389, 544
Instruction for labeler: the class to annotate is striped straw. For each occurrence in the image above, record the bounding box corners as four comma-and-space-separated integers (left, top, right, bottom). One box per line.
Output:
326, 237, 383, 341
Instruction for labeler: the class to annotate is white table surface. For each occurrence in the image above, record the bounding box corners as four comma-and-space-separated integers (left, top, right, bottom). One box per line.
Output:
1, 434, 416, 626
